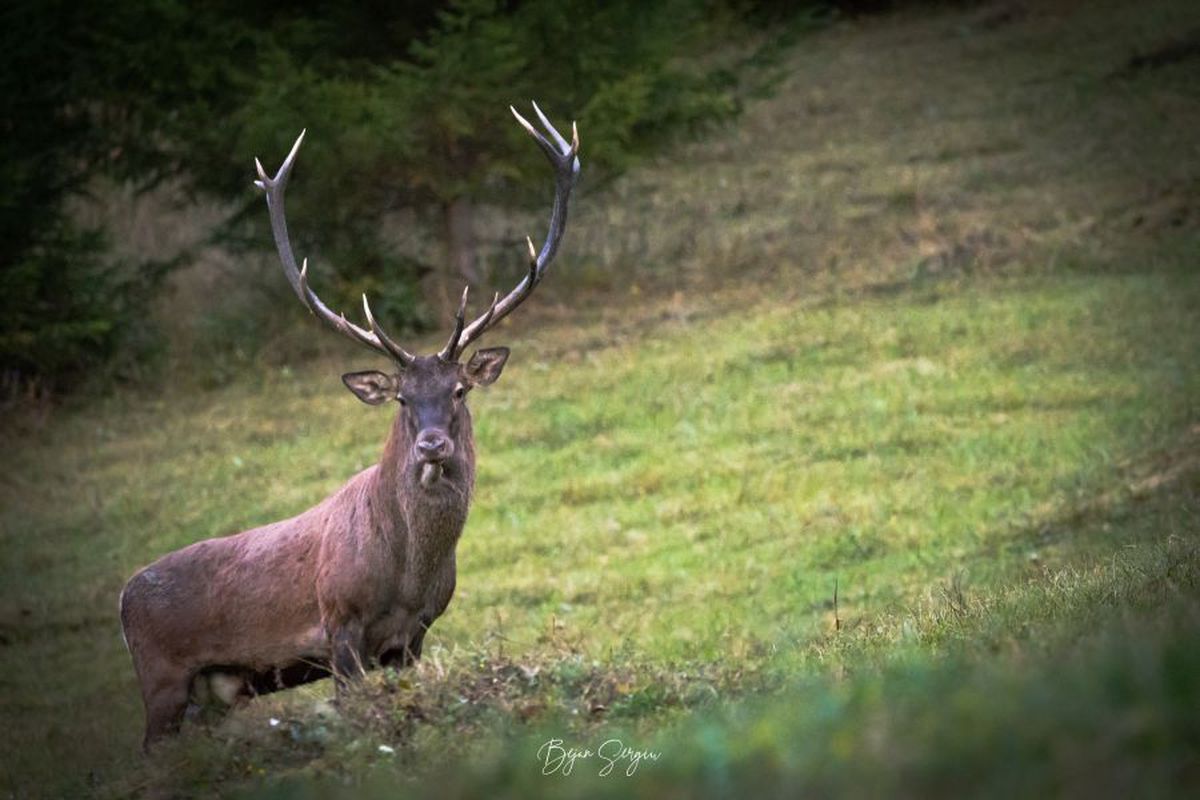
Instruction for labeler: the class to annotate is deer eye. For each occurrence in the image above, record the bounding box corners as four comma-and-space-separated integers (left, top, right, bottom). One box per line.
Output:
453, 384, 466, 400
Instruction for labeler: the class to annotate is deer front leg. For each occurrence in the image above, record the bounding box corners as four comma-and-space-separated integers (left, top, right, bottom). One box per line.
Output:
380, 614, 433, 669
328, 620, 367, 694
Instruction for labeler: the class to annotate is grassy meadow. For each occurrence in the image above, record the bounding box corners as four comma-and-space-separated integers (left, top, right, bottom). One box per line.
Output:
2, 1, 1199, 797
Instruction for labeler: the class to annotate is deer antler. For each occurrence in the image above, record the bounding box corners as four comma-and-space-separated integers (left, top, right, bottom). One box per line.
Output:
255, 132, 416, 367
439, 102, 581, 361
257, 103, 579, 366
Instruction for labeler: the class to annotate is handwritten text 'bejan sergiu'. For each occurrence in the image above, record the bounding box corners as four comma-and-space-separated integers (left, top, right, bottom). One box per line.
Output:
536, 737, 662, 777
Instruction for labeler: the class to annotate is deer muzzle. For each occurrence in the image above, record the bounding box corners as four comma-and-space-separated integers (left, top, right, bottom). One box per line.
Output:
415, 431, 454, 464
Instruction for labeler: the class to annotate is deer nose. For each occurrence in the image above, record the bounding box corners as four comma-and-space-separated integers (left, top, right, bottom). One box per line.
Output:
415, 431, 453, 463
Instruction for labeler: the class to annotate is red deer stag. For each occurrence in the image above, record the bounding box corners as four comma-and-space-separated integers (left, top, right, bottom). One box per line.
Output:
120, 103, 580, 749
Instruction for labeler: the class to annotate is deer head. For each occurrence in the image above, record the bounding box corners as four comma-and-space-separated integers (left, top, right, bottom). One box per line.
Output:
341, 351, 508, 488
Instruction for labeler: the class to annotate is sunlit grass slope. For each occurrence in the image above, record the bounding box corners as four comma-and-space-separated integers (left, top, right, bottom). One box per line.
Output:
451, 270, 1200, 665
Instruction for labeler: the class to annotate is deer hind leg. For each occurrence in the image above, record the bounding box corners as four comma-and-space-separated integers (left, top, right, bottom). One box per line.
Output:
139, 666, 193, 751
123, 628, 192, 751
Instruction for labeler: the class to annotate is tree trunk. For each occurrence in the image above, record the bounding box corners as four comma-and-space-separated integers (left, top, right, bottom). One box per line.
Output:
426, 196, 481, 318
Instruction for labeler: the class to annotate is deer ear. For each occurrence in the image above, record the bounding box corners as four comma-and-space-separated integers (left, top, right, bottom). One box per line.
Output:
341, 371, 399, 405
464, 347, 509, 386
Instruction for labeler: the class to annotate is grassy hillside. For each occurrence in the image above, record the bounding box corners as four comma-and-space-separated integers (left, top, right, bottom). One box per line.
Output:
2, 1, 1198, 797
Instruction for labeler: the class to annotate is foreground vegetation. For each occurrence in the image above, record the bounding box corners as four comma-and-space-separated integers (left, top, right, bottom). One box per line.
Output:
2, 0, 1198, 796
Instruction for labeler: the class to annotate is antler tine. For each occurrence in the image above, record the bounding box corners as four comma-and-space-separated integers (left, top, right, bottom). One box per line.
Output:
255, 131, 415, 366
522, 237, 544, 281
438, 286, 470, 361
531, 101, 570, 154
295, 260, 380, 351
454, 103, 581, 355
481, 291, 500, 329
362, 294, 417, 365
508, 105, 556, 160
449, 292, 500, 361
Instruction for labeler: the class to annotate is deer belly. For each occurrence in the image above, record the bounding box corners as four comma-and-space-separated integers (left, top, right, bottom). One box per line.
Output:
219, 623, 327, 672
249, 625, 331, 691
248, 659, 333, 695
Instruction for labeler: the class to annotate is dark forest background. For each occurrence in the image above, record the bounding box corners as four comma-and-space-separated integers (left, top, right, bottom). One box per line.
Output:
1, 0, 853, 394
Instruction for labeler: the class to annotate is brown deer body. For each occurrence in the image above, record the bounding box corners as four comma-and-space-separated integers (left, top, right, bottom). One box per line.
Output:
120, 105, 580, 749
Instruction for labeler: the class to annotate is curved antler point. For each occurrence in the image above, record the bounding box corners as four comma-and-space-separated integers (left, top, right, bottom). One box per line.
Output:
439, 286, 471, 361
259, 130, 414, 365
281, 130, 306, 174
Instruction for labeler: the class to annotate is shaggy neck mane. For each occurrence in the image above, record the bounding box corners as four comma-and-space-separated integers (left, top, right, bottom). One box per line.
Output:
370, 403, 477, 542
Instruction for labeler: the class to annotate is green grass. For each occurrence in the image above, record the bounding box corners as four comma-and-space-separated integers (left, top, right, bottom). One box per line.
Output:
3, 0, 1200, 796
2, 268, 1197, 798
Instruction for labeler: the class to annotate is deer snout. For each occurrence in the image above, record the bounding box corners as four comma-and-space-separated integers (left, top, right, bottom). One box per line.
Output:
415, 431, 454, 463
